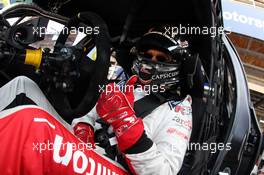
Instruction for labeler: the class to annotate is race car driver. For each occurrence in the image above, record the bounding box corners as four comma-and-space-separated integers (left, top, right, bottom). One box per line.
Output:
0, 28, 193, 175
73, 28, 193, 175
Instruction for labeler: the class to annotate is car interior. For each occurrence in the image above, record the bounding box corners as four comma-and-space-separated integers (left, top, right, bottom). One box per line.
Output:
1, 0, 258, 174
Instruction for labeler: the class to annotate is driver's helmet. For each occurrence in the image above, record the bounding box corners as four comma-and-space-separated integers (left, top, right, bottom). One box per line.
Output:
131, 28, 190, 89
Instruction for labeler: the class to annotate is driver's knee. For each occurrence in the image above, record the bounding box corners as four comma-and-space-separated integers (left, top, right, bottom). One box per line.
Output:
0, 76, 41, 111
9, 76, 42, 97
2, 76, 37, 93
11, 75, 36, 87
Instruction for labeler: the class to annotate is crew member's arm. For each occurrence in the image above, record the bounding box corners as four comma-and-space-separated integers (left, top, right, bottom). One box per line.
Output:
0, 105, 129, 175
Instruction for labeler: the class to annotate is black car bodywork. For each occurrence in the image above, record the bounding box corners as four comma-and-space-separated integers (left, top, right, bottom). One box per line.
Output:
1, 0, 262, 174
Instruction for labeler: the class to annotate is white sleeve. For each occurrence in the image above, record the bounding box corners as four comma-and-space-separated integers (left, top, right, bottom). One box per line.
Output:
125, 95, 192, 175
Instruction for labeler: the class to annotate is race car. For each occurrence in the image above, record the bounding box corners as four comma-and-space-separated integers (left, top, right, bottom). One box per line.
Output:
0, 0, 262, 174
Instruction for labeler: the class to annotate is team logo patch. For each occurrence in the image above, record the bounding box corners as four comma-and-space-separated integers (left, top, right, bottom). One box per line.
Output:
168, 100, 182, 111
175, 104, 192, 115
168, 101, 192, 115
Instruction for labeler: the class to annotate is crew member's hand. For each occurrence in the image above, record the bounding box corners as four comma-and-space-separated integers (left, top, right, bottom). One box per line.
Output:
96, 75, 144, 152
72, 116, 96, 149
73, 122, 95, 149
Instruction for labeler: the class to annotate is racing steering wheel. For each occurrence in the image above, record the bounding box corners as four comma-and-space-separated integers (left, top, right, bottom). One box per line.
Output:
50, 12, 111, 122
0, 4, 111, 122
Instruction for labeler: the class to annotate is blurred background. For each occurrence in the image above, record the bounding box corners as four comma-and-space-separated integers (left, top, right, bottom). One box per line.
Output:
222, 0, 264, 131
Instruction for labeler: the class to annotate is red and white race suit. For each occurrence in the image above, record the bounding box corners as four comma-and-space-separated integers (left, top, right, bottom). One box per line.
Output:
75, 88, 193, 175
0, 105, 128, 175
0, 76, 128, 175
